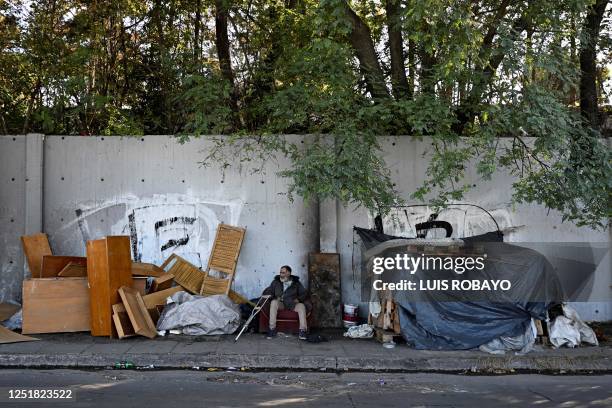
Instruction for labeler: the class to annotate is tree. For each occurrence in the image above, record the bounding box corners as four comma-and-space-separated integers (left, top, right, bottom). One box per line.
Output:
1, 0, 610, 228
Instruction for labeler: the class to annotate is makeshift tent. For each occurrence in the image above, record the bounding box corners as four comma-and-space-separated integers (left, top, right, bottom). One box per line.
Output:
355, 226, 563, 350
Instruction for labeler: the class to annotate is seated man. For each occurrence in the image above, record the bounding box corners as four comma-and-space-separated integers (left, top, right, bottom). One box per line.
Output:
264, 265, 308, 340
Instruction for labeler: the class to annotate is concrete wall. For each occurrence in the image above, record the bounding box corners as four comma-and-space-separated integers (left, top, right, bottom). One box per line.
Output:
1, 135, 319, 302
0, 136, 27, 302
0, 134, 610, 320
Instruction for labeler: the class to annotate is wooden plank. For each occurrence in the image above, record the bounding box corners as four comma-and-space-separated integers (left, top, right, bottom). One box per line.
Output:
86, 236, 133, 337
0, 326, 39, 344
0, 303, 20, 321
384, 299, 392, 330
132, 277, 148, 295
392, 304, 401, 334
118, 286, 157, 339
22, 278, 90, 334
142, 286, 183, 309
308, 253, 342, 328
535, 320, 544, 336
111, 304, 136, 339
86, 239, 109, 336
57, 262, 87, 277
112, 313, 135, 339
149, 273, 174, 293
41, 256, 87, 278
374, 327, 401, 344
113, 303, 162, 324
21, 233, 52, 278
131, 262, 165, 277
227, 290, 255, 307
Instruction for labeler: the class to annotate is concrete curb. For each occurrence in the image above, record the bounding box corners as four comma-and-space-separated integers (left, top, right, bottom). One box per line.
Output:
0, 353, 611, 373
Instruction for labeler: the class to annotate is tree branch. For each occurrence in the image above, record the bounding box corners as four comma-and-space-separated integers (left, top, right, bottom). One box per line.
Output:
454, 10, 531, 134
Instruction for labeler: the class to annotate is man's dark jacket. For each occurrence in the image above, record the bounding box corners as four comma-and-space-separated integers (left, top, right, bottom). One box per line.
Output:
263, 275, 307, 310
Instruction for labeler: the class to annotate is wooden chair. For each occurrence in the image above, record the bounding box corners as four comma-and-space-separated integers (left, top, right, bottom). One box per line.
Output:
200, 224, 246, 296
160, 224, 246, 297
160, 253, 205, 294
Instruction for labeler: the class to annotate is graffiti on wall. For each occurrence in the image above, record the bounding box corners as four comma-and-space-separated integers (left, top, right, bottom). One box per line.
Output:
71, 194, 243, 267
371, 205, 513, 239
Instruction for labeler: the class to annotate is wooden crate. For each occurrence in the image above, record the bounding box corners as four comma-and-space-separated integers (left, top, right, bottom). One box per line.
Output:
118, 286, 157, 339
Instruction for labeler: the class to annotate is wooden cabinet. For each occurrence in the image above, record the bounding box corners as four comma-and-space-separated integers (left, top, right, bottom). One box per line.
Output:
86, 236, 132, 336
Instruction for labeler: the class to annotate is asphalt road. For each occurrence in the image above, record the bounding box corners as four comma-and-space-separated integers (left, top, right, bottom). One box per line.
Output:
0, 369, 610, 407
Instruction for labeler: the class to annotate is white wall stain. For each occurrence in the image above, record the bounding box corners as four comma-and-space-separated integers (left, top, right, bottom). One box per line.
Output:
68, 194, 243, 268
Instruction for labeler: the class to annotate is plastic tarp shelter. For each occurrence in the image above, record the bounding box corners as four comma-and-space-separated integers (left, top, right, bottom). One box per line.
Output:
355, 227, 561, 350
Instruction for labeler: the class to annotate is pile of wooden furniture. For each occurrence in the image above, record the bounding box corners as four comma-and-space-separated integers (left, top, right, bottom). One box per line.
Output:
18, 224, 247, 340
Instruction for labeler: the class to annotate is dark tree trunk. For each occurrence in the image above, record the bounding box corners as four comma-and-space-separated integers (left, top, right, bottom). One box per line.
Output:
407, 38, 415, 98
419, 45, 436, 95
214, 0, 238, 121
343, 2, 390, 100
454, 13, 531, 134
194, 0, 202, 65
215, 0, 235, 88
579, 0, 608, 130
385, 0, 409, 99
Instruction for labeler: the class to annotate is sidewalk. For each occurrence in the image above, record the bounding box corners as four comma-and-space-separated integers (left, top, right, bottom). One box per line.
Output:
1, 331, 611, 373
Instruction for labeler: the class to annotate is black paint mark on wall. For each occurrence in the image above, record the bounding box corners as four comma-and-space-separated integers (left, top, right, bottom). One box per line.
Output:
154, 216, 196, 231
74, 208, 89, 245
155, 216, 196, 254
161, 237, 190, 252
128, 211, 141, 262
74, 205, 202, 262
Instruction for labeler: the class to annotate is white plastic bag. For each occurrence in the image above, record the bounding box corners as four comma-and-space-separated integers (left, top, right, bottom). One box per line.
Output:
561, 304, 598, 346
549, 304, 598, 348
550, 316, 581, 348
344, 324, 374, 338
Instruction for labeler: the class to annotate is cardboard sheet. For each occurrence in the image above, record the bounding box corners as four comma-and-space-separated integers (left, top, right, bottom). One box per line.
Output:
0, 326, 39, 344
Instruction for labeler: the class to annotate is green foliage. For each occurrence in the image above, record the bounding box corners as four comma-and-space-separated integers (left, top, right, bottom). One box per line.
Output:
0, 0, 610, 228
174, 73, 234, 139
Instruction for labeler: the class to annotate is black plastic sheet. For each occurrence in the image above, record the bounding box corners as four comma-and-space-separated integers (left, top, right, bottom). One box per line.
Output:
355, 227, 557, 350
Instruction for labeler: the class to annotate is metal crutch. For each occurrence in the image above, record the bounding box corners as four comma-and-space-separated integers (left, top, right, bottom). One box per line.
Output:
234, 295, 271, 342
